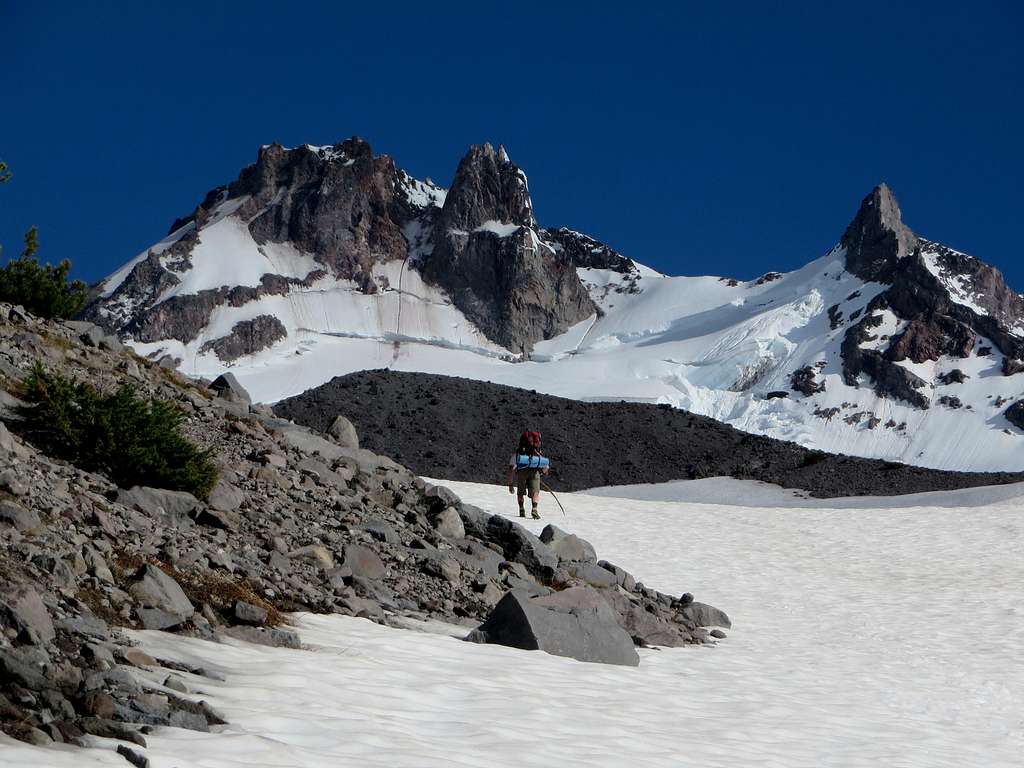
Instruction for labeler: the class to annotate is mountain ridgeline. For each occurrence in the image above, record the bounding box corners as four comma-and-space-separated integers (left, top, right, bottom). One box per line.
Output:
86, 139, 629, 355
84, 137, 1024, 473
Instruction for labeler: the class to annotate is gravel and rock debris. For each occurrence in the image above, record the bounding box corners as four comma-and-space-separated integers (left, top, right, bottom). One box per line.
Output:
0, 302, 725, 761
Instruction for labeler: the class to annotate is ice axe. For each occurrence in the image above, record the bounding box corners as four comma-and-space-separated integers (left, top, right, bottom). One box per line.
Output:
540, 480, 566, 516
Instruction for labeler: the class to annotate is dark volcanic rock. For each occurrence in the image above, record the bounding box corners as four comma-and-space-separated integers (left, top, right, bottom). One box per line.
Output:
199, 315, 287, 362
275, 369, 1024, 498
790, 366, 824, 396
540, 228, 636, 274
236, 139, 415, 279
422, 143, 597, 353
1002, 358, 1024, 376
937, 369, 968, 385
885, 315, 975, 363
467, 587, 639, 667
1005, 400, 1024, 430
841, 183, 917, 283
835, 187, 1024, 407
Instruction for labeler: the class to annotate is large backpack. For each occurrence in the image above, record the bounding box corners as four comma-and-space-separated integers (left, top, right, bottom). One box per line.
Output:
519, 430, 542, 454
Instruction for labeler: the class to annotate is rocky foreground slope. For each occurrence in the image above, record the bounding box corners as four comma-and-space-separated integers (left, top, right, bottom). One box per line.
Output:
275, 370, 1024, 496
0, 303, 725, 762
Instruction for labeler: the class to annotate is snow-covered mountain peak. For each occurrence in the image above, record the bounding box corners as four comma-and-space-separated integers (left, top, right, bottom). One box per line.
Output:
85, 146, 1024, 472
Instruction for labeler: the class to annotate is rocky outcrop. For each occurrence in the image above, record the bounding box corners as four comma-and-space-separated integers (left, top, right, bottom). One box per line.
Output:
937, 369, 968, 385
234, 139, 423, 279
199, 315, 287, 362
837, 186, 1024, 409
885, 315, 975, 363
790, 366, 824, 396
1005, 400, 1024, 430
87, 138, 643, 356
421, 143, 598, 353
841, 183, 917, 283
467, 587, 640, 667
540, 228, 636, 274
1002, 358, 1024, 376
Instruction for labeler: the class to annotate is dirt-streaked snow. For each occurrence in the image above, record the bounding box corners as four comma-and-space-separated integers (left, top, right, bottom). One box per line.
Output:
5, 480, 1021, 767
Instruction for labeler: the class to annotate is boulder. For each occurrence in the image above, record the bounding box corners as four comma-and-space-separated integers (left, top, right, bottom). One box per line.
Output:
598, 560, 636, 592
457, 503, 492, 539
563, 561, 617, 589
0, 585, 55, 644
342, 544, 386, 580
117, 486, 199, 528
209, 372, 251, 404
432, 507, 466, 539
136, 608, 188, 631
681, 601, 732, 629
467, 587, 638, 667
234, 601, 268, 626
287, 545, 335, 570
207, 480, 245, 512
1005, 400, 1024, 431
0, 499, 40, 531
0, 469, 28, 496
325, 415, 359, 449
223, 625, 301, 649
539, 524, 597, 563
128, 565, 194, 626
599, 587, 687, 647
0, 421, 17, 454
485, 515, 558, 579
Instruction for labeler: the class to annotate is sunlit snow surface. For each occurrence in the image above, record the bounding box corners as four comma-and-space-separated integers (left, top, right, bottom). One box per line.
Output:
5, 480, 1023, 767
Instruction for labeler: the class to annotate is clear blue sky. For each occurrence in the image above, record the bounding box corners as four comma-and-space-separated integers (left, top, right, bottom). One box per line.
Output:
2, 2, 1021, 288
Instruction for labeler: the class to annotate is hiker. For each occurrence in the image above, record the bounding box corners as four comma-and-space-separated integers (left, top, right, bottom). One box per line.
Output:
507, 430, 550, 519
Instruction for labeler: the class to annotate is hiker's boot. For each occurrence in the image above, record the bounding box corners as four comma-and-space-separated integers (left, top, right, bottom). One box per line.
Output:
518, 509, 526, 518
531, 506, 541, 520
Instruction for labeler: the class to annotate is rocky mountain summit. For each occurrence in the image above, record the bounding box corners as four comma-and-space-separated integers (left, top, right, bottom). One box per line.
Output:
82, 137, 1024, 472
0, 302, 725, 760
836, 184, 1024, 410
85, 138, 633, 356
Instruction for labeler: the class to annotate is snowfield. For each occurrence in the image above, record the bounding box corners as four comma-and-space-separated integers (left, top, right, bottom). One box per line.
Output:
115, 234, 1024, 471
5, 479, 1022, 767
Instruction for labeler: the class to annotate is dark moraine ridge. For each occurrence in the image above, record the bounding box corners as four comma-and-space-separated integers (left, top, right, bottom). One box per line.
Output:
273, 370, 1024, 498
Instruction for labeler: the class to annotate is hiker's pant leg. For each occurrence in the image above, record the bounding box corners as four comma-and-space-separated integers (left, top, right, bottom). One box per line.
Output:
527, 471, 541, 502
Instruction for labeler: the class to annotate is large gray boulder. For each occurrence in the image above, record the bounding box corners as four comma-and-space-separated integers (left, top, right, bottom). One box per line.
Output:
467, 587, 638, 667
209, 372, 252, 404
207, 480, 245, 512
0, 499, 40, 532
485, 515, 558, 579
0, 586, 55, 644
325, 415, 359, 449
117, 486, 199, 528
539, 524, 597, 563
431, 507, 466, 539
343, 545, 386, 580
681, 601, 732, 629
128, 565, 194, 628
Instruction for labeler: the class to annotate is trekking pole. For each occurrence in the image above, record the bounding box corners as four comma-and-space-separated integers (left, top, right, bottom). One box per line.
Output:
540, 480, 566, 516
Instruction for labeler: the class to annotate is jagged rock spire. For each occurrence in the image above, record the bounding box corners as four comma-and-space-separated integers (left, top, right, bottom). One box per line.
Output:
439, 143, 536, 232
841, 183, 918, 283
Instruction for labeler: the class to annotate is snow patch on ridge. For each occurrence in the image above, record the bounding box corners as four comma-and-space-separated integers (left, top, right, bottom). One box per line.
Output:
921, 246, 988, 316
474, 220, 522, 237
152, 215, 320, 305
